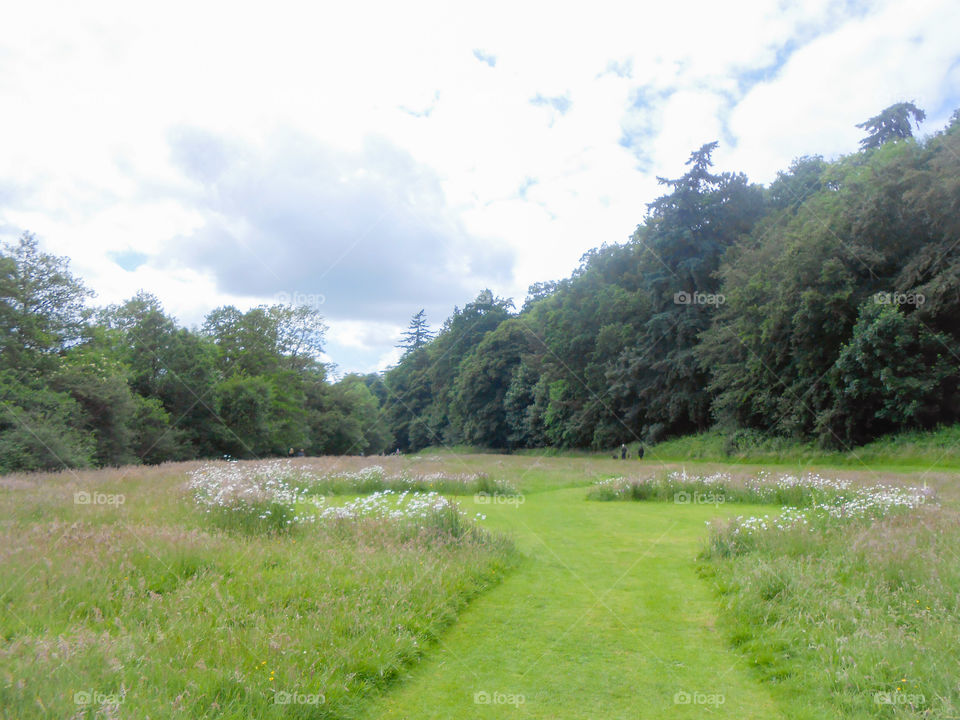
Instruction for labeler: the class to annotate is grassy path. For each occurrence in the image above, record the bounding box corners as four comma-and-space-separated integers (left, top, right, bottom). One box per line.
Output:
367, 487, 786, 719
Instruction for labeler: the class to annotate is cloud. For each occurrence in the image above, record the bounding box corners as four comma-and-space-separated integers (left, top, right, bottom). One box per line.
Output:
166, 127, 515, 324
725, 0, 960, 180
0, 0, 958, 373
324, 318, 407, 374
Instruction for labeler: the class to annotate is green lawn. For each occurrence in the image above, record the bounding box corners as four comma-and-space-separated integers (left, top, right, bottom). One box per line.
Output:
369, 487, 783, 719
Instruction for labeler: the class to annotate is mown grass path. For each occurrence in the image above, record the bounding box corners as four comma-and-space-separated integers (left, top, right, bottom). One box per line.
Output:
368, 487, 786, 719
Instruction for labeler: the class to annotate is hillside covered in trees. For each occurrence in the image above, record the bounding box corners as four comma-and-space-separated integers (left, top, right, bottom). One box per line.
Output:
382, 103, 960, 453
2, 103, 958, 471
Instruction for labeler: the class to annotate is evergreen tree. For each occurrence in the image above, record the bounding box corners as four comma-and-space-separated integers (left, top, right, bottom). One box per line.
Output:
397, 309, 435, 354
857, 102, 925, 150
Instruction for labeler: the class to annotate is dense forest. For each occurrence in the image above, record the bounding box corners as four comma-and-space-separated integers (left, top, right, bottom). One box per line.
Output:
0, 257, 393, 472
383, 103, 960, 452
2, 103, 958, 471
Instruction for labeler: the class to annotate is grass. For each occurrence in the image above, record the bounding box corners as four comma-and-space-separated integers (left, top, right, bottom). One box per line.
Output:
367, 489, 785, 719
586, 465, 957, 718
699, 505, 960, 718
586, 469, 933, 515
418, 423, 960, 471
636, 424, 960, 470
2, 453, 958, 718
0, 460, 514, 719
298, 465, 512, 497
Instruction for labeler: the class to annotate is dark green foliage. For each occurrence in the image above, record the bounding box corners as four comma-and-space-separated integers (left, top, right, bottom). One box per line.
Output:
700, 105, 959, 445
380, 103, 960, 452
856, 101, 925, 149
452, 319, 533, 448
306, 374, 394, 456
0, 371, 94, 473
0, 240, 390, 470
50, 353, 142, 466
2, 102, 959, 469
382, 290, 514, 451
820, 303, 959, 445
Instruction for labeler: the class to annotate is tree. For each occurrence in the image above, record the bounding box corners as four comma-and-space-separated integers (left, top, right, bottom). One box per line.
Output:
0, 370, 94, 472
819, 302, 959, 445
50, 351, 140, 467
451, 319, 532, 447
608, 142, 766, 440
857, 102, 925, 150
104, 293, 220, 456
213, 375, 278, 458
397, 309, 435, 354
203, 303, 326, 376
305, 374, 393, 455
0, 233, 92, 373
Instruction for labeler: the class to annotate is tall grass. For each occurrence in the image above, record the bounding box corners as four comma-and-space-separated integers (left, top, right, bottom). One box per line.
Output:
587, 469, 933, 509
300, 465, 512, 496
0, 461, 515, 719
638, 424, 960, 469
699, 506, 960, 718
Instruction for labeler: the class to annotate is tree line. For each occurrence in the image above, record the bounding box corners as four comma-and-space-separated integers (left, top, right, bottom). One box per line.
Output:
0, 243, 393, 472
382, 103, 960, 453
2, 102, 957, 472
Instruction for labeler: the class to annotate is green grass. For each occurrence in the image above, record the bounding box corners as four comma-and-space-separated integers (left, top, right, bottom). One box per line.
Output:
299, 466, 512, 497
637, 424, 960, 470
699, 505, 960, 719
2, 454, 958, 718
418, 423, 960, 471
367, 489, 784, 719
0, 463, 514, 719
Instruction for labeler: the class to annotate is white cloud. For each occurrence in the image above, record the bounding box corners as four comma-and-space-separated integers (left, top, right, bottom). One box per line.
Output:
0, 0, 958, 370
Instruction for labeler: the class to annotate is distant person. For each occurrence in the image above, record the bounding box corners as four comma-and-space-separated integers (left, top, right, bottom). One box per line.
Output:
620, 443, 627, 460
296, 448, 305, 457
637, 445, 644, 460
287, 447, 295, 457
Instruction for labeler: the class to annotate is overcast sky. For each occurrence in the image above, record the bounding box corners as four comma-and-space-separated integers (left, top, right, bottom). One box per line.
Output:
2, 0, 958, 374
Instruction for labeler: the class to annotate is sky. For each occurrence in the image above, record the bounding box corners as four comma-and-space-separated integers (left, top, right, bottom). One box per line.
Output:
1, 0, 958, 374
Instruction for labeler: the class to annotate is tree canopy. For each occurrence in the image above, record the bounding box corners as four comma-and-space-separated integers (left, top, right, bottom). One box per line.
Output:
2, 102, 957, 470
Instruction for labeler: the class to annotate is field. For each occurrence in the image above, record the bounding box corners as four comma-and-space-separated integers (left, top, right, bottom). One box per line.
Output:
1, 454, 958, 718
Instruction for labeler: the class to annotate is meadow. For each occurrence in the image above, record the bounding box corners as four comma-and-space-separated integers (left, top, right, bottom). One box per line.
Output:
1, 453, 957, 718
